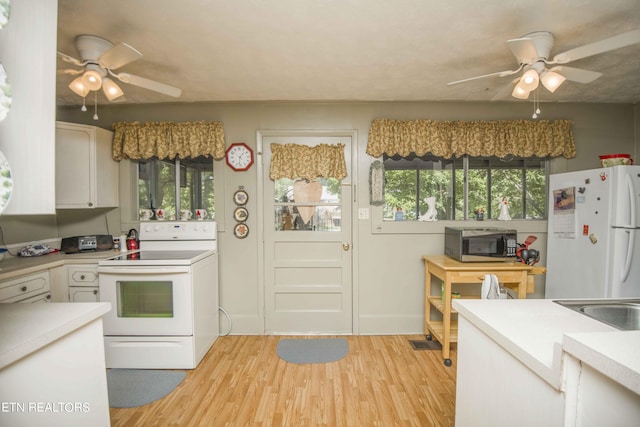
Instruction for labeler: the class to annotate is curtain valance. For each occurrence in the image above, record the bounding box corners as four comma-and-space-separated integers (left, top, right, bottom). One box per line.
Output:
367, 118, 576, 159
112, 121, 226, 161
270, 143, 347, 181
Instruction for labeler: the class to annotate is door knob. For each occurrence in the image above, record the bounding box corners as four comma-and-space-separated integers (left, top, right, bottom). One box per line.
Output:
342, 243, 350, 251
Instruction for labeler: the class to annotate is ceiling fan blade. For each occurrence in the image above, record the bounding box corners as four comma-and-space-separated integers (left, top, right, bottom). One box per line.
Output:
506, 37, 539, 64
490, 78, 520, 101
98, 42, 143, 70
113, 72, 182, 97
551, 29, 640, 64
447, 65, 524, 86
57, 68, 84, 75
550, 66, 602, 84
57, 51, 86, 67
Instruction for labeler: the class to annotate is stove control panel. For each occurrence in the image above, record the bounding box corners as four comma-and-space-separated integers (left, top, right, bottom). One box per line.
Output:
140, 221, 217, 241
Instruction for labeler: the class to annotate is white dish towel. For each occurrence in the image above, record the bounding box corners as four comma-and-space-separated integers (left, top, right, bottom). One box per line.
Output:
481, 274, 501, 299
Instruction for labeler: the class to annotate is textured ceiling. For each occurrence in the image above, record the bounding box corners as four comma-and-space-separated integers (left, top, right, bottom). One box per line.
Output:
56, 0, 640, 106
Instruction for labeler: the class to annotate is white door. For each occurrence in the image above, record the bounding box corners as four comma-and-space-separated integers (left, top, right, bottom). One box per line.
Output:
260, 131, 353, 334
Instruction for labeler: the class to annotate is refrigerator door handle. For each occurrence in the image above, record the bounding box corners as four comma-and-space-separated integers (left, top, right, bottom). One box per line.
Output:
622, 229, 635, 283
625, 173, 636, 228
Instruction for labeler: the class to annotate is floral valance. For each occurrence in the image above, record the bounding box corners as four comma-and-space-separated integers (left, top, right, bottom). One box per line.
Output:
367, 118, 576, 159
270, 143, 347, 181
112, 121, 226, 161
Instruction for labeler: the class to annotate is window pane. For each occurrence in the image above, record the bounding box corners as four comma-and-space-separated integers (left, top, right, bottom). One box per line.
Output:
383, 169, 417, 220
524, 159, 546, 219
274, 178, 341, 231
179, 157, 215, 219
138, 157, 214, 220
491, 168, 523, 219
467, 165, 488, 218
139, 160, 176, 219
418, 167, 454, 220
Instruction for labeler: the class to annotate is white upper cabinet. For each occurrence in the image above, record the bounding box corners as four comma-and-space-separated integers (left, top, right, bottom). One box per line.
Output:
0, 0, 58, 214
56, 122, 119, 209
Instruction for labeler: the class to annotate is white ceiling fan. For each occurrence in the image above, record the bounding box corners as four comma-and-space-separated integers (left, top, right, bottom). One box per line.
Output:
58, 34, 182, 102
448, 29, 640, 101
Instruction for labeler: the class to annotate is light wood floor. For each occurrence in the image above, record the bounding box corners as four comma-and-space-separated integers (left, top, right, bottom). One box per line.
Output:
109, 335, 457, 427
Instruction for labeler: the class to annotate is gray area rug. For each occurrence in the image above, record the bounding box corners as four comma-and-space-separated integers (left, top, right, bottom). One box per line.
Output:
106, 369, 186, 408
277, 338, 349, 364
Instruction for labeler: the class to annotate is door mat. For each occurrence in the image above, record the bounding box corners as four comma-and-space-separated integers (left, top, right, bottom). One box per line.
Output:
106, 369, 186, 408
409, 340, 443, 350
277, 338, 349, 364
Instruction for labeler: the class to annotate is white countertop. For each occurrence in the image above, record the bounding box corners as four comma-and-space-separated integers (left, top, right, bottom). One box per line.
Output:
0, 302, 111, 369
0, 249, 126, 281
452, 299, 630, 390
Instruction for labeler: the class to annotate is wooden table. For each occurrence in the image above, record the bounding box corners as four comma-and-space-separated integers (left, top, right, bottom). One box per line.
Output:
422, 255, 546, 366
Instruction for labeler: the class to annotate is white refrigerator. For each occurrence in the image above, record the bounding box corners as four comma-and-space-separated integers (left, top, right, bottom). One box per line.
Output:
545, 165, 640, 299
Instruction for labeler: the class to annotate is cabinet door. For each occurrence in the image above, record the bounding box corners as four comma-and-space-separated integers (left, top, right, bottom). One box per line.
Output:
69, 287, 100, 302
56, 124, 95, 208
0, 0, 57, 214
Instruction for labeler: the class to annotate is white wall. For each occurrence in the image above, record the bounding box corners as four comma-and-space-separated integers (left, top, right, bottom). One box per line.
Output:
51, 101, 637, 334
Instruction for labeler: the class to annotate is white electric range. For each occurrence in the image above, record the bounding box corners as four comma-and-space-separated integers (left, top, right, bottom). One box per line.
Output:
98, 220, 218, 369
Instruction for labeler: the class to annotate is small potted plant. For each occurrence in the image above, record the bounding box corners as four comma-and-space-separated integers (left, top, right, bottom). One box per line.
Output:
474, 206, 485, 220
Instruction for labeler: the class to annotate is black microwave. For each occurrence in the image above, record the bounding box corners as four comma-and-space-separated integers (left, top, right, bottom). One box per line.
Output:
444, 227, 518, 262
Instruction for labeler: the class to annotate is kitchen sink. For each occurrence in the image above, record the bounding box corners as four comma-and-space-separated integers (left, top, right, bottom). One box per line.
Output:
554, 299, 640, 331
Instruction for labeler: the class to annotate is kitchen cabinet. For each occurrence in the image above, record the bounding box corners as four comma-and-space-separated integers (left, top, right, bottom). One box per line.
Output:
0, 303, 111, 426
0, 0, 57, 214
455, 315, 565, 426
56, 121, 119, 209
0, 271, 51, 303
67, 264, 100, 302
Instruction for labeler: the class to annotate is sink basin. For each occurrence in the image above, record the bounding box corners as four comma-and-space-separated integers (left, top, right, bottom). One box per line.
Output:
554, 299, 640, 331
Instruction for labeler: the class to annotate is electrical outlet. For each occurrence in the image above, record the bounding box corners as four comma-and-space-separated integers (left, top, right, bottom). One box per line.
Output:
358, 208, 369, 219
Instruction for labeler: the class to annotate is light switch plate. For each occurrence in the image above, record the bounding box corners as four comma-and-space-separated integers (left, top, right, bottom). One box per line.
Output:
358, 208, 369, 219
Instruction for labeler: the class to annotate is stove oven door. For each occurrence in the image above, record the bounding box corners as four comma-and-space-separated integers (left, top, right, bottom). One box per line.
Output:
97, 266, 193, 336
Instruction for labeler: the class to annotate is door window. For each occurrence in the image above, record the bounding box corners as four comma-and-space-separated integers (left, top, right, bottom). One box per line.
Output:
273, 177, 341, 231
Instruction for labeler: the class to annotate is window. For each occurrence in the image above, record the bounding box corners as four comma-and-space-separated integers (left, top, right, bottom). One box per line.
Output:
383, 154, 547, 221
273, 178, 341, 231
138, 156, 215, 220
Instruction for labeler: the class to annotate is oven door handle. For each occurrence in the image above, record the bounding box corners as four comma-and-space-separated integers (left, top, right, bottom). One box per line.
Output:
97, 266, 191, 275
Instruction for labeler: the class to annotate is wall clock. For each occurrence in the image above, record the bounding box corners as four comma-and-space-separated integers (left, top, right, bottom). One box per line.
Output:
225, 142, 254, 171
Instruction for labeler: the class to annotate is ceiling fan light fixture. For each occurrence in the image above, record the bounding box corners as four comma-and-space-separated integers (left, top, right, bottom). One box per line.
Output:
520, 69, 540, 90
82, 69, 103, 91
69, 76, 90, 97
102, 77, 124, 101
512, 81, 531, 100
540, 70, 566, 93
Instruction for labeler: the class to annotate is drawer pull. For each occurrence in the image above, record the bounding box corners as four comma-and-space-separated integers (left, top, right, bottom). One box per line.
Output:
80, 275, 85, 280
93, 290, 98, 295
21, 286, 27, 292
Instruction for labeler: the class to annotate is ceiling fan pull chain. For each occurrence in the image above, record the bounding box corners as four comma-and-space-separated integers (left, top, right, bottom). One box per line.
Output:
93, 91, 99, 120
81, 96, 87, 112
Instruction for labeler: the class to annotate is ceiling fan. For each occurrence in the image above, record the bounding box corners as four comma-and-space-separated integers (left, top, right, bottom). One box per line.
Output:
448, 29, 640, 101
58, 34, 182, 102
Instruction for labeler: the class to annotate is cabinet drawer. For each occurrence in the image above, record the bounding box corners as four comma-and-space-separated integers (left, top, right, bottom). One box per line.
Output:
0, 271, 51, 302
67, 265, 99, 286
69, 286, 99, 302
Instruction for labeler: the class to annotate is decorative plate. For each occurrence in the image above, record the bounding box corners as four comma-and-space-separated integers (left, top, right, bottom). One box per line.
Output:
233, 222, 249, 239
233, 189, 248, 206
234, 206, 249, 222
0, 64, 12, 122
0, 0, 9, 30
0, 149, 12, 214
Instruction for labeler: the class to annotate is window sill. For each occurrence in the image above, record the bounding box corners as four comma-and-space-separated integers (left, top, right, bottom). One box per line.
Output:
371, 218, 548, 235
